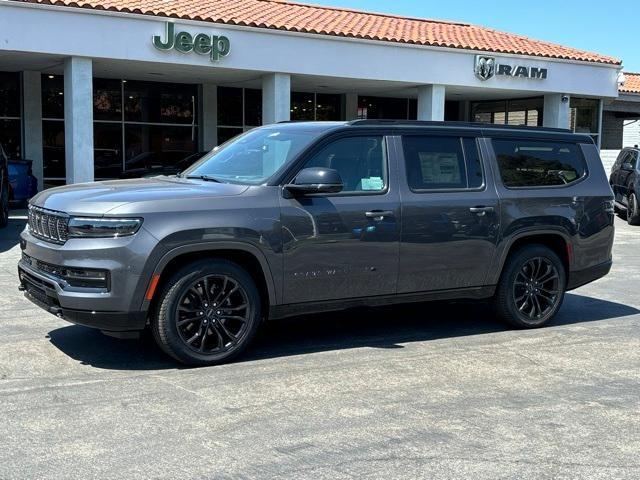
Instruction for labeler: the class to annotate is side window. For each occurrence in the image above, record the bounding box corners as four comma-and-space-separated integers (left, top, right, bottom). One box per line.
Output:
402, 136, 484, 190
303, 136, 387, 193
629, 152, 638, 169
492, 139, 587, 188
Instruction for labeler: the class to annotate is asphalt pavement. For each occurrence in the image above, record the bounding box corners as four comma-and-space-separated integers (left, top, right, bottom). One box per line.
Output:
0, 210, 638, 479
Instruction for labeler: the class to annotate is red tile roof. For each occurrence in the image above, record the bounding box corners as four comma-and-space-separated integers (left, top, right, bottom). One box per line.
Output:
621, 73, 640, 94
11, 0, 621, 65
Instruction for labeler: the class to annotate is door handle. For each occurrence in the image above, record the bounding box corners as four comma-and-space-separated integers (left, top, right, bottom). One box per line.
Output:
365, 210, 394, 220
469, 206, 495, 216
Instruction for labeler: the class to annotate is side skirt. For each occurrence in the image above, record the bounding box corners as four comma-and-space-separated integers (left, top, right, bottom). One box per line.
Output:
269, 285, 496, 320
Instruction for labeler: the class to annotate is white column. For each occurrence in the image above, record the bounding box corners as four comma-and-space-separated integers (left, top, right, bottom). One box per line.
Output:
200, 84, 218, 149
417, 84, 446, 121
22, 71, 43, 190
64, 57, 94, 184
262, 73, 290, 124
543, 94, 571, 129
344, 93, 358, 120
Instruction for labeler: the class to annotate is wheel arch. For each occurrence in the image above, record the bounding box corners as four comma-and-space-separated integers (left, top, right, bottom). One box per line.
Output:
143, 242, 277, 314
492, 230, 572, 286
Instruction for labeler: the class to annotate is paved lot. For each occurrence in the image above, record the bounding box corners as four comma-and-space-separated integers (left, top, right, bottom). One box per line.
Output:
0, 210, 638, 479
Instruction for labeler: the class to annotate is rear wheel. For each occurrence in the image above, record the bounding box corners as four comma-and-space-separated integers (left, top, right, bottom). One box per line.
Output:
493, 245, 566, 328
152, 259, 262, 366
627, 192, 640, 225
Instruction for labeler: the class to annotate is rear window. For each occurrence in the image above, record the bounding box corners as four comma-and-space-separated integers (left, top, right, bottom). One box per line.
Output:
492, 139, 587, 188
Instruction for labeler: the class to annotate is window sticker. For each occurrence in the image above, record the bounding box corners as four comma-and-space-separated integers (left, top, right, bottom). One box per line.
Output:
360, 176, 384, 191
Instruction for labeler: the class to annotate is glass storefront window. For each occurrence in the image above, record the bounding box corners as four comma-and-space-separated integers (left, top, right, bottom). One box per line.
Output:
358, 96, 408, 120
0, 72, 21, 159
42, 74, 65, 119
125, 125, 197, 173
124, 80, 197, 124
0, 119, 21, 159
291, 92, 342, 121
244, 88, 262, 126
42, 120, 65, 179
218, 87, 243, 127
316, 94, 342, 121
291, 92, 315, 121
44, 77, 201, 182
570, 98, 599, 135
0, 72, 20, 119
94, 123, 123, 179
94, 78, 122, 122
471, 97, 543, 126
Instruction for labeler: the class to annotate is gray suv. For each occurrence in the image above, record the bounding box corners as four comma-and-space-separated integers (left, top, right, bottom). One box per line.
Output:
18, 121, 615, 365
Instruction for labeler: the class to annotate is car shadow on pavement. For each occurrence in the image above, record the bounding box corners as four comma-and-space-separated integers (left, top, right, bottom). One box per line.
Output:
46, 292, 639, 371
0, 210, 27, 253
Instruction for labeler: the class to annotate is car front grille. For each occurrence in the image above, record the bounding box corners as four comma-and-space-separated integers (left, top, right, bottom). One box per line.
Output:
28, 205, 69, 245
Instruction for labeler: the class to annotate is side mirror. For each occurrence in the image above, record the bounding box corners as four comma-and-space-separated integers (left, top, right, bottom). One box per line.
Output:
284, 167, 344, 196
622, 162, 634, 171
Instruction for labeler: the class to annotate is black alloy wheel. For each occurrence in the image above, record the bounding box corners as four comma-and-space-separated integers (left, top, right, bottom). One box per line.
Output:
493, 245, 566, 328
152, 259, 262, 366
175, 274, 250, 355
512, 257, 560, 322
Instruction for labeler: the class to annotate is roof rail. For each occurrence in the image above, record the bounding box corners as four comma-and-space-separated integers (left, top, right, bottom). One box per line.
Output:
347, 119, 571, 133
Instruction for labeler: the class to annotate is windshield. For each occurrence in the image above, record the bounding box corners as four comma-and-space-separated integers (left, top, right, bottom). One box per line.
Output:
183, 126, 330, 184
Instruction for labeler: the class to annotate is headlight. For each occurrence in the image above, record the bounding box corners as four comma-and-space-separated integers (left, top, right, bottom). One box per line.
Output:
67, 217, 143, 238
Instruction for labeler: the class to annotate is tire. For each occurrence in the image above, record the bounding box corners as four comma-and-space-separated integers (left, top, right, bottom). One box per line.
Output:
493, 245, 566, 329
151, 259, 262, 366
627, 192, 640, 226
0, 181, 9, 229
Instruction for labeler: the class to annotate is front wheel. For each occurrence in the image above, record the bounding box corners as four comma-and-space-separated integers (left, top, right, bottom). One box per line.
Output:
152, 259, 262, 366
493, 245, 566, 329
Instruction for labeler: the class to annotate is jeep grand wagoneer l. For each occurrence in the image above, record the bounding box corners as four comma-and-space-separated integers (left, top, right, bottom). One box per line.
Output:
18, 121, 614, 365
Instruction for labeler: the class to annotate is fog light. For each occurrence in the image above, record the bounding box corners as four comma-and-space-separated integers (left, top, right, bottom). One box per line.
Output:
64, 268, 109, 289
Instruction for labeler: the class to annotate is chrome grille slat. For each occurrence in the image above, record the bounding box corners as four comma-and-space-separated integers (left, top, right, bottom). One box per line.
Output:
27, 206, 70, 245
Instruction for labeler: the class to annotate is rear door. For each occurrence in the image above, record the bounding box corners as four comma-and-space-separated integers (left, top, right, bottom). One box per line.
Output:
394, 131, 500, 293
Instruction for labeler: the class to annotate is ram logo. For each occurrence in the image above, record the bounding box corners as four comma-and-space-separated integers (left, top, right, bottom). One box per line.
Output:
475, 56, 496, 81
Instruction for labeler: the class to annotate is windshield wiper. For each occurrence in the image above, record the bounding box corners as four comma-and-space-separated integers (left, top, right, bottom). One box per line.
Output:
185, 174, 222, 183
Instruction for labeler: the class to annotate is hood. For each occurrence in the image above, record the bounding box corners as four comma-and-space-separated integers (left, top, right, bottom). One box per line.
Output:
31, 177, 249, 215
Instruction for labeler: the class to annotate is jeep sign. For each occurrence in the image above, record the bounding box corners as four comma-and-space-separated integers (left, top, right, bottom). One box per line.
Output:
474, 55, 548, 81
153, 22, 231, 62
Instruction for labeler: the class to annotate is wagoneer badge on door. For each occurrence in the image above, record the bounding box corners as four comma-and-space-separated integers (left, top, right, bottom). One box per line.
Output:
153, 22, 231, 62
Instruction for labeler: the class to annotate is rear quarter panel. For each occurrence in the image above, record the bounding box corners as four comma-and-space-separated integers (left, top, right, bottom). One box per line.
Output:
483, 136, 614, 286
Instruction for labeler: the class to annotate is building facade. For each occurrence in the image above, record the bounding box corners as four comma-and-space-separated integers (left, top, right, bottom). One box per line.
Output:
0, 0, 623, 189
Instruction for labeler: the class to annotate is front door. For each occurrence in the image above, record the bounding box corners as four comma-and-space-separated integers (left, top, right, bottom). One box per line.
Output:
280, 134, 400, 304
394, 133, 500, 293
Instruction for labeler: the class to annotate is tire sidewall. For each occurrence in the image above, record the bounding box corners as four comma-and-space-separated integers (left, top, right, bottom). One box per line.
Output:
628, 193, 639, 225
153, 259, 262, 366
499, 246, 566, 328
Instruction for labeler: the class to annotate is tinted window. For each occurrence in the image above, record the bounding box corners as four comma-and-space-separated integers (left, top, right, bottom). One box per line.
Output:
303, 136, 387, 193
402, 136, 484, 190
493, 139, 586, 187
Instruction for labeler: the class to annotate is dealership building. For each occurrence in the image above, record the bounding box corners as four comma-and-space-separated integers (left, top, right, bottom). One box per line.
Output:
0, 0, 629, 188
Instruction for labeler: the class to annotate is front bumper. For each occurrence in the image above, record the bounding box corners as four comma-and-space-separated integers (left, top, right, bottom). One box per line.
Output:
18, 226, 158, 332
